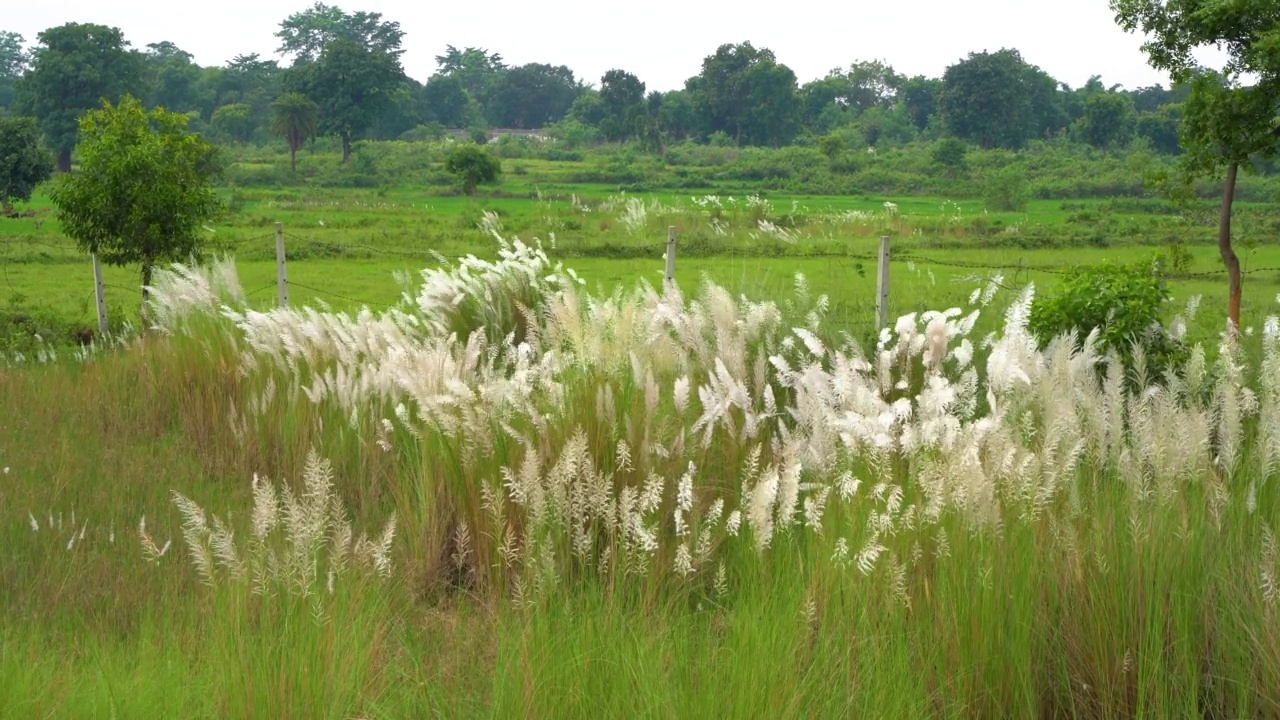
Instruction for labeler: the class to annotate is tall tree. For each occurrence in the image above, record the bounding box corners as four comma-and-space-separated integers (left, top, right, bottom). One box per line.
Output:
285, 38, 404, 162
0, 116, 53, 213
939, 49, 1065, 149
900, 75, 942, 132
0, 31, 27, 112
433, 46, 506, 107
1113, 0, 1280, 330
486, 63, 582, 128
13, 23, 145, 172
687, 42, 800, 146
275, 2, 405, 62
49, 95, 222, 312
422, 74, 476, 127
598, 69, 646, 141
143, 41, 203, 115
1072, 91, 1137, 148
270, 92, 319, 172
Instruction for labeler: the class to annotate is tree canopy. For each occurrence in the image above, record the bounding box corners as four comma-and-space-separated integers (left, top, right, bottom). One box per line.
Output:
0, 116, 53, 212
49, 95, 223, 310
14, 23, 145, 171
275, 2, 404, 62
1112, 0, 1280, 329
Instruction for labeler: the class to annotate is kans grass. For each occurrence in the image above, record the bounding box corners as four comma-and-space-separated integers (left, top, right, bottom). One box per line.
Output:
4, 226, 1280, 718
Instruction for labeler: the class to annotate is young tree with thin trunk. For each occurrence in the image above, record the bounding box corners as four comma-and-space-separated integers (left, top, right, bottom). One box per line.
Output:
1111, 0, 1280, 331
49, 96, 223, 319
270, 93, 319, 173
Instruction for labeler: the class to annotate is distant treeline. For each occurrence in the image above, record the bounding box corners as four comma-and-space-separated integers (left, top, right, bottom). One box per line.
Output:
0, 3, 1199, 170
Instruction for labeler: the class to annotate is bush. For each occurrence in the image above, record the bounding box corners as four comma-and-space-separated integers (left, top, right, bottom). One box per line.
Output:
983, 165, 1031, 212
1029, 260, 1187, 381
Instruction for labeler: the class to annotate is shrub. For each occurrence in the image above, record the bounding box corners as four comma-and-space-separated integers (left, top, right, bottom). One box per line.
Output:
983, 165, 1031, 212
1028, 259, 1188, 380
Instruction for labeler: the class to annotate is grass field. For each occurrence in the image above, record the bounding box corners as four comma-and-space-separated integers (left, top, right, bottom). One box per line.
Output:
5, 175, 1280, 717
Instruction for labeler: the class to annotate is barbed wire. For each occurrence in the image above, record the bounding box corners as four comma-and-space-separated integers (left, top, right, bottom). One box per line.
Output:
284, 279, 382, 307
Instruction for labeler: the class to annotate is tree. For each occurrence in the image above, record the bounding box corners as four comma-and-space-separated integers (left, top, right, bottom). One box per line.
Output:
1072, 91, 1137, 148
13, 23, 145, 172
422, 74, 476, 127
1135, 104, 1182, 153
939, 49, 1065, 149
275, 2, 405, 62
0, 32, 27, 112
143, 41, 204, 115
445, 144, 501, 196
1112, 0, 1280, 330
285, 38, 404, 162
270, 93, 319, 172
49, 96, 222, 312
899, 75, 942, 132
434, 46, 506, 107
486, 63, 582, 128
210, 103, 254, 142
598, 69, 646, 141
0, 117, 53, 213
931, 136, 969, 176
687, 42, 800, 146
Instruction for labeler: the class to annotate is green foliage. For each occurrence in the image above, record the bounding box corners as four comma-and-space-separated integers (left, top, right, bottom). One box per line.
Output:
1072, 91, 1137, 148
209, 102, 254, 142
0, 117, 53, 212
598, 69, 646, 142
284, 38, 405, 163
269, 92, 319, 172
1029, 260, 1186, 377
931, 136, 968, 175
983, 165, 1031, 212
940, 49, 1065, 149
0, 31, 27, 111
49, 95, 223, 303
486, 63, 582, 129
444, 143, 501, 195
687, 42, 801, 147
274, 1, 405, 62
13, 23, 146, 169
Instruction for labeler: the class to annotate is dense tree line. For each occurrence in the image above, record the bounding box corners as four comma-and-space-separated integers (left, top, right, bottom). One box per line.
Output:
0, 2, 1235, 168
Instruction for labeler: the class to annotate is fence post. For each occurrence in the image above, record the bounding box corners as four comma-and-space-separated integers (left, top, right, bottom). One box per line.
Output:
274, 222, 289, 308
665, 226, 677, 288
91, 253, 108, 337
875, 235, 891, 330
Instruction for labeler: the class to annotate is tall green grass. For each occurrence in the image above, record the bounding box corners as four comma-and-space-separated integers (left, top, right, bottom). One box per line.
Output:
4, 243, 1280, 717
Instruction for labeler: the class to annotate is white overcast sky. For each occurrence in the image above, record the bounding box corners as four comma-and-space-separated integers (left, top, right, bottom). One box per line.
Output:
8, 0, 1227, 91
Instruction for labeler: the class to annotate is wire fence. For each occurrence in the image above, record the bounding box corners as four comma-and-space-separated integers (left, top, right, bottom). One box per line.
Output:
5, 227, 1280, 333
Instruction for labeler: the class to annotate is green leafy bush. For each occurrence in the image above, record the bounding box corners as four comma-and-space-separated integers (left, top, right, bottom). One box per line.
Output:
983, 165, 1031, 212
1029, 260, 1187, 380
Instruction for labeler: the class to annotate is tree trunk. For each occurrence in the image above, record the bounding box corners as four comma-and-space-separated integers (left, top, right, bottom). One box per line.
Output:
1219, 162, 1242, 333
141, 261, 154, 328
290, 145, 298, 174
341, 135, 352, 164
57, 147, 72, 173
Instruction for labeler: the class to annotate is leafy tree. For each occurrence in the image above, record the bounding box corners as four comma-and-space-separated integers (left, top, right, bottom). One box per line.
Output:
598, 69, 646, 141
0, 31, 27, 112
270, 92, 319, 173
687, 42, 800, 146
565, 90, 606, 126
210, 102, 254, 142
1072, 91, 1137, 148
940, 49, 1065, 149
1135, 104, 1182, 154
422, 74, 476, 127
275, 2, 405, 62
434, 46, 506, 106
900, 75, 941, 132
143, 41, 204, 115
14, 23, 145, 172
0, 117, 53, 213
49, 96, 222, 311
487, 63, 582, 128
1113, 0, 1280, 330
444, 143, 501, 196
285, 38, 404, 162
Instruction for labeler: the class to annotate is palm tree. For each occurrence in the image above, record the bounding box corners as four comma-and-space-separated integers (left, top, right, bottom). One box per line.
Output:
269, 93, 319, 173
